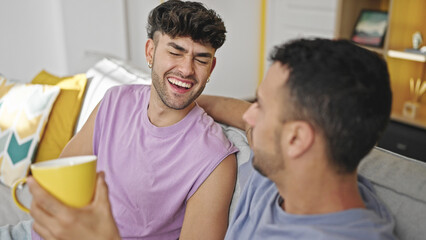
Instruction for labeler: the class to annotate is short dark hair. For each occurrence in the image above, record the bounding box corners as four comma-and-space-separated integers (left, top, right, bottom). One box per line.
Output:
270, 38, 392, 173
147, 0, 226, 50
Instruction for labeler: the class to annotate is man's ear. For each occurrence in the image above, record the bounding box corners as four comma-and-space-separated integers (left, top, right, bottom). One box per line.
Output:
210, 57, 216, 74
282, 121, 314, 158
145, 39, 155, 64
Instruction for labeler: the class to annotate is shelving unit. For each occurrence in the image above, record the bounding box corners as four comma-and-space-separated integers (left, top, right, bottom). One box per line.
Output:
335, 0, 426, 129
388, 50, 426, 63
335, 0, 390, 52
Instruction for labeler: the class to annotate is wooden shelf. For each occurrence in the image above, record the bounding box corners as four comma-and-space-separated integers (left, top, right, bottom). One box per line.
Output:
387, 50, 426, 62
391, 112, 426, 130
336, 0, 426, 130
356, 44, 385, 55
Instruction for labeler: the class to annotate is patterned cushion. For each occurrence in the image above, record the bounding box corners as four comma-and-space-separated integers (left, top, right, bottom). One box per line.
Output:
31, 71, 87, 162
0, 76, 60, 186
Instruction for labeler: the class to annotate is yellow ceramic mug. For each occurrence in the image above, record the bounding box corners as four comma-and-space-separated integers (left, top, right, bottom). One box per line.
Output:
12, 155, 97, 213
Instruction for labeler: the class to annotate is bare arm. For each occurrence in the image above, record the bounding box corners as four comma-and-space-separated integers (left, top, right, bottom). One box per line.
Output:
179, 154, 237, 240
197, 95, 251, 131
60, 103, 100, 157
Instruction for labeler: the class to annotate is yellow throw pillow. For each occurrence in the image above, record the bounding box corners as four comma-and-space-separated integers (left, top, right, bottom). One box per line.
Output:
0, 76, 60, 186
32, 70, 87, 162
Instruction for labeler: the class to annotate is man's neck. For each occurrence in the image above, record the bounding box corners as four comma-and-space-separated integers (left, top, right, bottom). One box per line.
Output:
147, 88, 195, 127
274, 167, 365, 215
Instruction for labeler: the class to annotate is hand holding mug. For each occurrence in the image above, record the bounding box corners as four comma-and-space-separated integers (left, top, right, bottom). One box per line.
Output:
12, 155, 97, 212
28, 171, 121, 240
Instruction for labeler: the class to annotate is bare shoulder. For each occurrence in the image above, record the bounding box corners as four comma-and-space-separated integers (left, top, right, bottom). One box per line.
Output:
190, 154, 237, 201
60, 104, 100, 157
180, 154, 237, 239
211, 154, 237, 181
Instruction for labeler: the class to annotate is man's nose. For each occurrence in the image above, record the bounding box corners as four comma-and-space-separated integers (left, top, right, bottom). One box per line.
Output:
243, 103, 258, 127
178, 56, 195, 77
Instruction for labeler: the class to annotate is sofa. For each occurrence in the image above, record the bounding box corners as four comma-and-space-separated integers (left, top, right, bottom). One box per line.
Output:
0, 58, 425, 240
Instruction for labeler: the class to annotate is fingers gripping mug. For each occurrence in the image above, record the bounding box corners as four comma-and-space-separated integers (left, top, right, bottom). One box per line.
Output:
12, 155, 97, 212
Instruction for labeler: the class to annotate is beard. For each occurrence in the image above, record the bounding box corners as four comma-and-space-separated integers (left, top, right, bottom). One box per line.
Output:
252, 150, 284, 177
252, 130, 284, 177
151, 66, 205, 110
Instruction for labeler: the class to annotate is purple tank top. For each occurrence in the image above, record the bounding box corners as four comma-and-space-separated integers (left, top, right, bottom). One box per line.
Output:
93, 85, 238, 239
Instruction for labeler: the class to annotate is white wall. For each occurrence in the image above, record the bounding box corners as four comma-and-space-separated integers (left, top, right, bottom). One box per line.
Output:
126, 0, 159, 73
60, 0, 128, 75
265, 0, 337, 69
0, 0, 127, 82
0, 0, 67, 82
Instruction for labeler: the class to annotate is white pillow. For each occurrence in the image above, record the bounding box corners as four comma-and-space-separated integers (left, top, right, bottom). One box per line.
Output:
75, 58, 151, 133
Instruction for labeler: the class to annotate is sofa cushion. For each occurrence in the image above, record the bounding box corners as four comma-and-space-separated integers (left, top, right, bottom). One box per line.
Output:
31, 71, 87, 162
219, 124, 251, 221
359, 147, 426, 240
75, 58, 151, 133
0, 76, 60, 186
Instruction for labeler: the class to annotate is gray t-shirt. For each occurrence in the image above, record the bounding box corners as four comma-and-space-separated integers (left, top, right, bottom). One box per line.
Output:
226, 159, 397, 240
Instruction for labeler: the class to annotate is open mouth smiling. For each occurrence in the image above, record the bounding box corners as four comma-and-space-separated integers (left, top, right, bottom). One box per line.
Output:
167, 78, 193, 89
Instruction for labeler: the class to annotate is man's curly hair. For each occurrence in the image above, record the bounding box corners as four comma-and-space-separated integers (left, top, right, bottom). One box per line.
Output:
147, 0, 226, 49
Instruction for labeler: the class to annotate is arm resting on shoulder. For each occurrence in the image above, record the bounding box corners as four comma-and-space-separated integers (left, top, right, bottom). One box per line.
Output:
60, 103, 100, 157
179, 154, 237, 240
197, 95, 253, 146
197, 95, 251, 131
